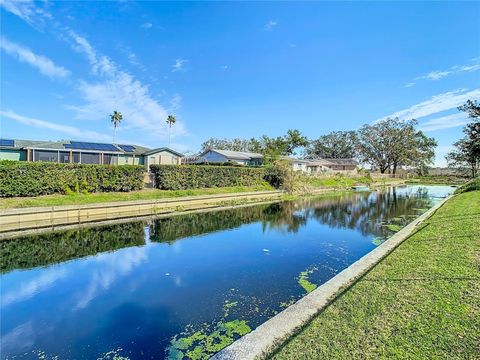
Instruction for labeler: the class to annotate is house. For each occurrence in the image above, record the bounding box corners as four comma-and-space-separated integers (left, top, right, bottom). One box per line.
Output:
307, 158, 358, 174
195, 149, 312, 172
196, 149, 263, 165
0, 139, 183, 168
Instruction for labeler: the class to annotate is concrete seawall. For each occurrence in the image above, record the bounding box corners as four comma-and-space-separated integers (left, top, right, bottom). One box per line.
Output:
0, 190, 284, 238
212, 195, 451, 360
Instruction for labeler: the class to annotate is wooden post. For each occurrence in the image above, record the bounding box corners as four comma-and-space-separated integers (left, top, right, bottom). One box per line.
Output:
70, 150, 73, 163
27, 147, 30, 162
133, 153, 135, 165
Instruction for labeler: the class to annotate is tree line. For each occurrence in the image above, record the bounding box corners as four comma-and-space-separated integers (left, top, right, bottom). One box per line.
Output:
201, 118, 437, 175
200, 99, 479, 177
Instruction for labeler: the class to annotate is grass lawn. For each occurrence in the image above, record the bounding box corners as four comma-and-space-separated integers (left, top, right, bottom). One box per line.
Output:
271, 190, 480, 359
0, 184, 275, 209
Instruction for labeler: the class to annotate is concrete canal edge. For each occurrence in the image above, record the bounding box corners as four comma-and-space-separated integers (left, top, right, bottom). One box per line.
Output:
0, 188, 339, 239
212, 195, 452, 360
0, 190, 281, 238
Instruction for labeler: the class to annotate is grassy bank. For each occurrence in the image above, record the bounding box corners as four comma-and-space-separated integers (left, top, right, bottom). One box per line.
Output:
0, 185, 275, 209
405, 175, 469, 185
271, 190, 480, 359
0, 175, 404, 209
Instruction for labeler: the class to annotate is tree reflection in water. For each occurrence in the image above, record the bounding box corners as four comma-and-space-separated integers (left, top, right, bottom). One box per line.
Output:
1, 186, 433, 274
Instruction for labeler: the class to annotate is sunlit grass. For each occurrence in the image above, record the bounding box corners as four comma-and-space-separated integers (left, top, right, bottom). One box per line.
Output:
271, 191, 480, 359
0, 184, 275, 209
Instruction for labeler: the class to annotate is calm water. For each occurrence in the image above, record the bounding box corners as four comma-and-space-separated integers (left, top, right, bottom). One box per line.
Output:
0, 185, 454, 360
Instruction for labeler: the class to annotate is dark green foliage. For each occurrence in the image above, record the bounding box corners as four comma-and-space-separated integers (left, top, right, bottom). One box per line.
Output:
150, 164, 267, 190
0, 161, 145, 197
1, 221, 145, 273
454, 177, 480, 194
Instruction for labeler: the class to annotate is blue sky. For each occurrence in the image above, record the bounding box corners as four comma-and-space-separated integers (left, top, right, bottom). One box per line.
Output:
1, 1, 479, 166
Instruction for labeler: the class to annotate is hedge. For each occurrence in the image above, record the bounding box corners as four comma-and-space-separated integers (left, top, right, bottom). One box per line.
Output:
0, 161, 146, 197
150, 164, 267, 190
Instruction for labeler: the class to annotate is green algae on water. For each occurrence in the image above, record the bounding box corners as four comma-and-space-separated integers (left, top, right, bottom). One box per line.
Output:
167, 320, 251, 360
385, 224, 402, 232
298, 266, 318, 293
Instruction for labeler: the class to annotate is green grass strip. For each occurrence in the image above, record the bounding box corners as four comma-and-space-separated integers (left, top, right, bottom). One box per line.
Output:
271, 191, 480, 359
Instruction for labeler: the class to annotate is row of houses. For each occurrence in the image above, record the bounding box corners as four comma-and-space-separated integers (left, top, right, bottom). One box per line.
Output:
0, 138, 358, 174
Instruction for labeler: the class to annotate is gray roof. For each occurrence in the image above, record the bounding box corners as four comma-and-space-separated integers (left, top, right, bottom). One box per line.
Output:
205, 149, 263, 160
0, 139, 180, 156
307, 158, 358, 166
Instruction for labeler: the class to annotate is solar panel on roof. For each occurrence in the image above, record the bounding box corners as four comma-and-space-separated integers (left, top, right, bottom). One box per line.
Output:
118, 144, 136, 152
0, 139, 15, 147
65, 141, 119, 152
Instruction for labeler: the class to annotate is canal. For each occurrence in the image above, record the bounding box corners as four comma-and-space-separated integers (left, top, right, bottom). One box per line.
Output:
0, 185, 454, 359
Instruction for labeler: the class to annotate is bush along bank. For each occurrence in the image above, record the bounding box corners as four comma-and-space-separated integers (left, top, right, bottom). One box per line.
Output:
0, 161, 145, 197
150, 164, 268, 190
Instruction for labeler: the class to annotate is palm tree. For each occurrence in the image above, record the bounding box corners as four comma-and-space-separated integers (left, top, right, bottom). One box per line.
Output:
110, 111, 123, 143
166, 114, 176, 147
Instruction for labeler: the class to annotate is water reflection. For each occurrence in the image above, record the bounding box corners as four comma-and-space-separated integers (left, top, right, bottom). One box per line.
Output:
2, 186, 439, 274
1, 222, 145, 273
0, 186, 454, 360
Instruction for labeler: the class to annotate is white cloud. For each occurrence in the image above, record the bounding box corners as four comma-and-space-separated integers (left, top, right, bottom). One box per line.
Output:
170, 93, 182, 110
409, 58, 480, 86
0, 36, 70, 79
0, 109, 111, 141
379, 88, 480, 121
265, 20, 278, 31
417, 70, 451, 81
64, 31, 186, 138
171, 58, 188, 72
221, 65, 229, 70
141, 22, 153, 29
418, 113, 470, 132
0, 0, 51, 28
404, 82, 415, 88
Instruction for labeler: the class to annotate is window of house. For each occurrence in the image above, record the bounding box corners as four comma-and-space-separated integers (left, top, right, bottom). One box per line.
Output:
59, 152, 70, 163
104, 154, 118, 165
81, 152, 100, 164
34, 150, 58, 162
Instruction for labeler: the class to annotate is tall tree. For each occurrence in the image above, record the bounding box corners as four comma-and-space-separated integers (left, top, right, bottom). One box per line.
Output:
200, 129, 308, 157
166, 114, 177, 147
306, 131, 358, 159
357, 117, 436, 174
110, 111, 123, 143
446, 100, 480, 177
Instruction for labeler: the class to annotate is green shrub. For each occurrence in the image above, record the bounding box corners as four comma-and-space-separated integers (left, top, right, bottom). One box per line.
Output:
454, 177, 480, 194
0, 161, 145, 197
150, 164, 267, 190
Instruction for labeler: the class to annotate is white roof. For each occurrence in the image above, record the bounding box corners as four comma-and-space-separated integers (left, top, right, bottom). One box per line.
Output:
207, 149, 263, 160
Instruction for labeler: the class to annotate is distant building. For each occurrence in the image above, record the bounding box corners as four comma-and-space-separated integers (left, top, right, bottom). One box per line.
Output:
196, 149, 263, 166
195, 149, 311, 171
0, 139, 183, 168
307, 158, 358, 174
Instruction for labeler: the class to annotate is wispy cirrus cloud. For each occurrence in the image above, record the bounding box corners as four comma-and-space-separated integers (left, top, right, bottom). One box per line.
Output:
379, 88, 480, 122
0, 0, 51, 28
65, 30, 186, 138
264, 20, 278, 31
2, 1, 186, 143
141, 22, 152, 29
0, 109, 111, 141
0, 36, 70, 79
171, 58, 188, 72
406, 58, 480, 87
417, 113, 470, 132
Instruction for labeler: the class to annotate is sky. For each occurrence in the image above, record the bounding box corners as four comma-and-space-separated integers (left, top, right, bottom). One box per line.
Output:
1, 1, 479, 166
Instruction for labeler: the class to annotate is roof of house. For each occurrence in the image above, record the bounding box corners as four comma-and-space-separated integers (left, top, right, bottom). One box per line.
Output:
307, 158, 358, 166
203, 149, 263, 160
143, 147, 184, 157
0, 139, 182, 157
